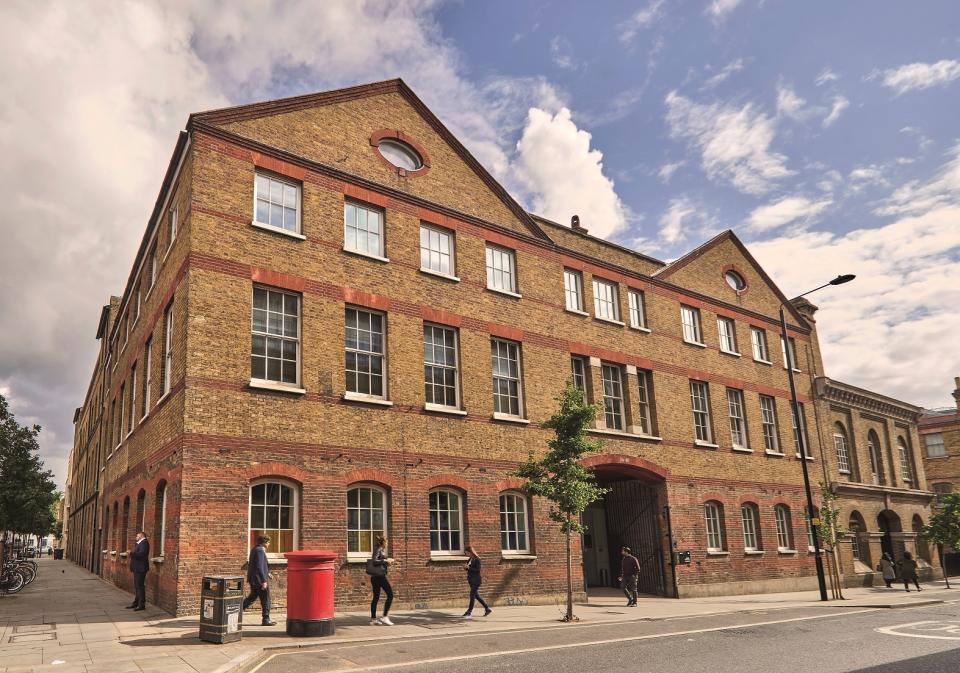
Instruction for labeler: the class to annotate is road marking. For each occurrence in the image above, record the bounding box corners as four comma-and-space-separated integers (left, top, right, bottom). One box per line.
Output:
876, 620, 960, 640
251, 608, 877, 673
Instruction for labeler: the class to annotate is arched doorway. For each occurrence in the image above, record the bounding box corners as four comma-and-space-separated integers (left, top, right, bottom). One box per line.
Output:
580, 455, 669, 597
877, 510, 902, 559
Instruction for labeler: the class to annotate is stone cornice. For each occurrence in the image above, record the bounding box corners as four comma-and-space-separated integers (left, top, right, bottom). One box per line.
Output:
815, 377, 921, 423
831, 480, 934, 503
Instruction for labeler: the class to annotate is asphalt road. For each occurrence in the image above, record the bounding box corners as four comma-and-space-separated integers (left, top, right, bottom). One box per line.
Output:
255, 600, 960, 673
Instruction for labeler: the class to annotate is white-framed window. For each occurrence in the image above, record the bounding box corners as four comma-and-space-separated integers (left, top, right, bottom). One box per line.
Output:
897, 437, 913, 483
774, 505, 792, 550
491, 338, 523, 417
424, 324, 459, 408
690, 380, 713, 443
867, 433, 881, 485
681, 305, 703, 344
429, 489, 463, 554
249, 479, 298, 556
486, 244, 517, 294
792, 402, 811, 458
345, 307, 386, 398
741, 504, 760, 551
717, 317, 738, 354
781, 336, 800, 371
499, 493, 530, 554
156, 482, 167, 556
924, 433, 946, 458
167, 207, 177, 250
133, 285, 141, 323
128, 364, 137, 435
108, 399, 116, 451
142, 338, 152, 417
933, 483, 953, 505
570, 356, 586, 393
760, 395, 780, 453
726, 388, 747, 449
636, 370, 655, 436
601, 364, 625, 431
117, 383, 125, 447
833, 424, 851, 474
563, 269, 584, 312
593, 278, 620, 322
805, 509, 817, 550
148, 244, 157, 289
251, 288, 300, 386
161, 302, 173, 395
420, 224, 455, 276
255, 172, 300, 234
750, 327, 769, 362
850, 523, 862, 560
344, 200, 384, 257
628, 289, 647, 329
704, 501, 724, 551
347, 485, 387, 559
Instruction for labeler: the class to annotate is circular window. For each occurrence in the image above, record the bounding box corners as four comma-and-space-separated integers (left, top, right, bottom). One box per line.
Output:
724, 270, 746, 291
378, 139, 423, 171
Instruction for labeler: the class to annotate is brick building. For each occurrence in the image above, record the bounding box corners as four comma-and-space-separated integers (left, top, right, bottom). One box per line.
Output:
65, 79, 935, 615
919, 377, 960, 572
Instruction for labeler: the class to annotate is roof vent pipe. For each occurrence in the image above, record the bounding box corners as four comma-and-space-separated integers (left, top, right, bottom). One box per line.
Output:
571, 215, 586, 233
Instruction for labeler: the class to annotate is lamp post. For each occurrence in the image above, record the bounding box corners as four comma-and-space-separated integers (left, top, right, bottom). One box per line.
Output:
780, 273, 855, 602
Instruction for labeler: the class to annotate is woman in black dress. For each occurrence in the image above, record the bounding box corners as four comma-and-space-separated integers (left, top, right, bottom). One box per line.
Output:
462, 544, 492, 619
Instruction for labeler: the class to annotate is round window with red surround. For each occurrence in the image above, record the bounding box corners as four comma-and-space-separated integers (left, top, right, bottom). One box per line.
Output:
722, 266, 748, 293
369, 130, 431, 177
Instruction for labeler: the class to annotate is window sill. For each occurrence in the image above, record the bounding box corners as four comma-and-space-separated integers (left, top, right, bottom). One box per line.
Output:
502, 554, 537, 560
343, 392, 393, 406
629, 325, 651, 333
764, 450, 785, 457
102, 549, 109, 554
782, 367, 802, 373
345, 557, 370, 564
249, 380, 306, 395
419, 268, 460, 282
720, 350, 741, 358
492, 413, 530, 424
588, 428, 663, 442
684, 340, 708, 348
110, 551, 117, 556
794, 454, 815, 461
838, 469, 852, 475
777, 549, 798, 555
424, 404, 467, 416
753, 358, 773, 366
429, 555, 470, 562
565, 308, 590, 317
595, 316, 625, 327
744, 550, 765, 556
706, 551, 730, 557
486, 287, 522, 299
731, 446, 753, 453
266, 557, 288, 566
343, 247, 389, 263
157, 391, 171, 405
119, 552, 129, 558
251, 220, 306, 240
151, 556, 164, 564
695, 440, 720, 449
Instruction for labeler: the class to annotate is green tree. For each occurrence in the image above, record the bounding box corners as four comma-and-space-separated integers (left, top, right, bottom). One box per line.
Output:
816, 482, 846, 599
924, 492, 960, 589
515, 382, 608, 622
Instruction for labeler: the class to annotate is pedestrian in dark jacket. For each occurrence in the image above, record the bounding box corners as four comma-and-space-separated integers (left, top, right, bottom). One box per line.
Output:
462, 545, 492, 619
243, 535, 277, 625
126, 531, 150, 611
368, 536, 395, 626
618, 546, 640, 607
879, 553, 896, 588
899, 551, 922, 592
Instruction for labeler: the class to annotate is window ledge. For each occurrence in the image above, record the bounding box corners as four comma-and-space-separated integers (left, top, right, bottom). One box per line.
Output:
794, 454, 815, 461
251, 220, 306, 240
778, 549, 798, 555
151, 556, 164, 564
102, 549, 109, 554
706, 551, 730, 557
684, 340, 708, 348
249, 380, 306, 395
565, 308, 590, 317
110, 551, 117, 556
595, 316, 626, 327
429, 555, 470, 562
486, 287, 522, 299
343, 392, 393, 406
753, 358, 773, 366
629, 325, 651, 333
765, 450, 786, 457
838, 469, 852, 475
695, 440, 720, 449
493, 413, 530, 424
419, 268, 460, 282
266, 557, 288, 566
157, 391, 171, 405
744, 550, 765, 556
345, 557, 370, 564
424, 404, 467, 416
731, 446, 753, 453
588, 428, 663, 442
343, 247, 389, 263
119, 552, 129, 558
720, 350, 741, 357
502, 554, 537, 560
782, 367, 802, 373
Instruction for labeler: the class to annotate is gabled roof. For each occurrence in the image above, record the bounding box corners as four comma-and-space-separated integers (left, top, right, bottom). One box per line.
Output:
531, 214, 665, 271
654, 229, 809, 328
189, 78, 550, 243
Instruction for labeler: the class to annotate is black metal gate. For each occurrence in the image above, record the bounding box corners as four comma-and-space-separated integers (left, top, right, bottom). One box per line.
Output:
603, 480, 666, 596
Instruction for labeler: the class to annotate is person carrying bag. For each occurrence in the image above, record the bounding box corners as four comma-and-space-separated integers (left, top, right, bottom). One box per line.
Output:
367, 536, 395, 625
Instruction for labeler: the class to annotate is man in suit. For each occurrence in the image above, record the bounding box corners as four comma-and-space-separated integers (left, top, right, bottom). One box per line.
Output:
243, 535, 277, 626
127, 531, 150, 611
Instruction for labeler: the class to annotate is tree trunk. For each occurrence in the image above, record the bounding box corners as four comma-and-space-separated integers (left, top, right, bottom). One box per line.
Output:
940, 545, 951, 589
565, 518, 574, 622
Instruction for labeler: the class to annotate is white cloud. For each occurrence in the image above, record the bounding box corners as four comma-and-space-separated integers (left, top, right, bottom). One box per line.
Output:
618, 0, 665, 43
875, 143, 960, 216
659, 198, 696, 244
665, 91, 792, 195
514, 108, 628, 238
745, 196, 832, 232
658, 160, 685, 182
702, 58, 745, 89
872, 59, 960, 95
776, 85, 806, 119
822, 95, 849, 127
550, 35, 577, 70
848, 165, 886, 184
706, 0, 744, 20
815, 68, 840, 86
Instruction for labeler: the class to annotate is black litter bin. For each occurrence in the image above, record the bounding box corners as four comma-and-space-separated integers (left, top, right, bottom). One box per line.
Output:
199, 575, 244, 644
54, 548, 64, 560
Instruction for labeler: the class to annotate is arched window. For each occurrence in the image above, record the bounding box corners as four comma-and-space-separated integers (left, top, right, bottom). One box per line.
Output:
774, 505, 793, 551
112, 502, 119, 550
897, 437, 913, 484
805, 507, 819, 550
866, 430, 882, 485
154, 481, 167, 557
933, 483, 953, 505
704, 501, 725, 552
849, 511, 867, 564
740, 503, 761, 551
499, 493, 530, 554
135, 489, 146, 533
429, 489, 464, 554
833, 423, 851, 475
347, 485, 387, 559
249, 479, 298, 556
122, 497, 131, 551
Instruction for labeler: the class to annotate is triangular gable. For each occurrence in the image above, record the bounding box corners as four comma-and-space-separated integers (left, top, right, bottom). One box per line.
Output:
655, 230, 809, 328
190, 79, 549, 242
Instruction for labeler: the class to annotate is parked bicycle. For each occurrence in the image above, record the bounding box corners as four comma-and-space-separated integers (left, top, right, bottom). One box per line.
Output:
0, 551, 38, 595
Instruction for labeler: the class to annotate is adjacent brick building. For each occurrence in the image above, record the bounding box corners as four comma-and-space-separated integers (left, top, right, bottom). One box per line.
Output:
919, 377, 960, 572
65, 79, 936, 615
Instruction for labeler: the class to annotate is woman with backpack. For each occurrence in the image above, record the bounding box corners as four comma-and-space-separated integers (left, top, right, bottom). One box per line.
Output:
462, 545, 492, 619
367, 536, 395, 625
899, 551, 922, 592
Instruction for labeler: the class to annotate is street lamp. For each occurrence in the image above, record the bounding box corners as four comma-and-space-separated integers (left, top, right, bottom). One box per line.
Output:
779, 273, 855, 602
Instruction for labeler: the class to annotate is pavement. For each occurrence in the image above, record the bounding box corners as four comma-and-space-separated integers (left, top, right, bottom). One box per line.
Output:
0, 557, 955, 673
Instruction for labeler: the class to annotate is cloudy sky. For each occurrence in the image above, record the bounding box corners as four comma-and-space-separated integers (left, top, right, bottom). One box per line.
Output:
1, 0, 958, 488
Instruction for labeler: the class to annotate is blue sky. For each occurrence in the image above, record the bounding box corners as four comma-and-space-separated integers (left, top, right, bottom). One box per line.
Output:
1, 1, 958, 487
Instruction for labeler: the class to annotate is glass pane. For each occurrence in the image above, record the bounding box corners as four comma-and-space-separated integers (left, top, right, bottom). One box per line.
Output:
372, 489, 383, 508
251, 506, 264, 528
359, 488, 371, 508
251, 356, 265, 379
280, 507, 291, 528
372, 510, 383, 529
278, 530, 293, 553
256, 199, 270, 224
282, 361, 297, 384
348, 530, 359, 552
266, 507, 279, 528
251, 484, 265, 504
348, 509, 359, 529
253, 288, 267, 309
360, 510, 371, 529
347, 489, 358, 507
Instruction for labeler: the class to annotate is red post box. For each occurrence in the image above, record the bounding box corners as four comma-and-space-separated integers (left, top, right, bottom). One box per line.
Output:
284, 550, 337, 637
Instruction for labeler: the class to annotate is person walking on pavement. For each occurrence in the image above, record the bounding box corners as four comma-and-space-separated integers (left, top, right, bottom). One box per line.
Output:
126, 531, 150, 611
898, 551, 922, 592
462, 545, 492, 619
618, 546, 640, 607
879, 553, 897, 588
368, 536, 395, 626
242, 535, 277, 625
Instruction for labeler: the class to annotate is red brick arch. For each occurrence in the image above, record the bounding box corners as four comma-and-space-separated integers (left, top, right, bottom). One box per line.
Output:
495, 477, 527, 493
420, 473, 473, 492
369, 129, 431, 178
244, 462, 307, 485
580, 454, 670, 481
342, 468, 397, 490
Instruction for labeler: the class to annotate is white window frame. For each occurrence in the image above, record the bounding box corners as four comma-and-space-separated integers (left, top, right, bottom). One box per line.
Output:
792, 403, 811, 458
690, 380, 713, 444
491, 338, 523, 418
741, 504, 760, 551
750, 327, 770, 363
248, 478, 299, 558
162, 303, 173, 396
149, 244, 157, 289
717, 317, 739, 355
592, 278, 621, 323
127, 364, 137, 436
423, 324, 459, 409
251, 287, 301, 388
167, 207, 177, 251
933, 483, 953, 505
897, 437, 913, 483
704, 502, 724, 552
117, 383, 125, 448
924, 433, 946, 458
867, 435, 881, 485
636, 370, 655, 436
419, 223, 455, 278
485, 244, 518, 295
774, 505, 793, 551
254, 172, 302, 235
681, 305, 704, 345
601, 364, 625, 431
345, 307, 387, 400
563, 269, 585, 313
347, 485, 388, 560
499, 492, 530, 554
760, 395, 780, 453
781, 336, 800, 372
158, 483, 167, 557
833, 426, 851, 474
141, 337, 152, 418
726, 388, 748, 449
570, 356, 586, 393
344, 200, 385, 258
428, 489, 464, 555
628, 289, 647, 329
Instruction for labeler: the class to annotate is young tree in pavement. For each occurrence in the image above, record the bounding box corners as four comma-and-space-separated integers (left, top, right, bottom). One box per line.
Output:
924, 492, 960, 589
516, 381, 608, 622
817, 482, 846, 599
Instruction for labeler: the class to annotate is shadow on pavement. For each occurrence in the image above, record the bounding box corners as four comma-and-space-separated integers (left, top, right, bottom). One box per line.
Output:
852, 649, 960, 672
